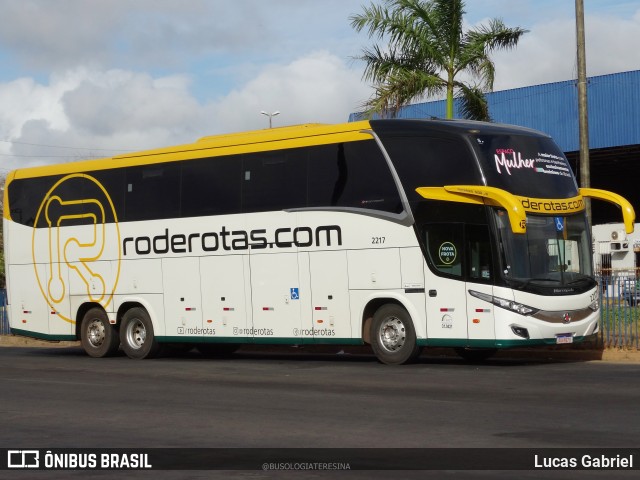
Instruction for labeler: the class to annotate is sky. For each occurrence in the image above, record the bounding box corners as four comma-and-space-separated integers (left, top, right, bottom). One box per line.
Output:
1, 0, 640, 173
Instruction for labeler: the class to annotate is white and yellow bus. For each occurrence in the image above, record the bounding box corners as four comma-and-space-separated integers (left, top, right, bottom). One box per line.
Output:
2, 119, 635, 363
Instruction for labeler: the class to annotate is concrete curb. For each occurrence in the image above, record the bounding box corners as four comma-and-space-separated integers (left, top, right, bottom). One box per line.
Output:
1, 334, 638, 363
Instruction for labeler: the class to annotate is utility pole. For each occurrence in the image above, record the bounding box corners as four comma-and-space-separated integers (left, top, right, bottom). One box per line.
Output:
575, 0, 591, 222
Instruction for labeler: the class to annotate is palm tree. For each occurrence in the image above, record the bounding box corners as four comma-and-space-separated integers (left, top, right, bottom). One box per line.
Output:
350, 0, 528, 120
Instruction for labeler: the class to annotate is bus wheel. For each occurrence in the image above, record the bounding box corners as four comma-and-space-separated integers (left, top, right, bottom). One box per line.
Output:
454, 347, 497, 362
80, 307, 120, 358
120, 307, 160, 359
371, 304, 420, 365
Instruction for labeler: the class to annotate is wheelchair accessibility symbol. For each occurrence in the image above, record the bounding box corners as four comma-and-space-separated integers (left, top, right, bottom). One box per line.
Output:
554, 216, 564, 232
290, 288, 300, 300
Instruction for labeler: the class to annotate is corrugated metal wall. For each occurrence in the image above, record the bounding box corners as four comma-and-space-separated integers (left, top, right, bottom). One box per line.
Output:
488, 81, 579, 150
350, 70, 640, 153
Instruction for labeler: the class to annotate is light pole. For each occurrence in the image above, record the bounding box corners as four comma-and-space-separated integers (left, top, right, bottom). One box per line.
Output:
260, 110, 280, 128
575, 0, 591, 223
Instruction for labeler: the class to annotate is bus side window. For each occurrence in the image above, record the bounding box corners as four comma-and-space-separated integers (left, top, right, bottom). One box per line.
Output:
467, 224, 492, 282
125, 163, 181, 221
181, 156, 242, 217
381, 136, 480, 203
7, 176, 56, 227
242, 150, 307, 213
307, 140, 402, 214
424, 223, 464, 278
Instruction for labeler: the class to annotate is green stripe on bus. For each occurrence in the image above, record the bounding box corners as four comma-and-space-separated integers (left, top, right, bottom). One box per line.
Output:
9, 328, 76, 342
157, 336, 363, 346
418, 337, 588, 348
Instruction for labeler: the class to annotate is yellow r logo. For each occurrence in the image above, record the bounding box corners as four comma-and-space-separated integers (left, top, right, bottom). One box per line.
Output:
32, 174, 121, 324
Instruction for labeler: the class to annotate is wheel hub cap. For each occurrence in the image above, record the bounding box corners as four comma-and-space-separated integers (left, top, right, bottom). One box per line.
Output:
127, 320, 146, 349
87, 320, 105, 347
379, 316, 406, 352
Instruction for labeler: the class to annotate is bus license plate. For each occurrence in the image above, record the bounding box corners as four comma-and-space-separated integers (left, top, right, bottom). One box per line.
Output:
556, 334, 573, 344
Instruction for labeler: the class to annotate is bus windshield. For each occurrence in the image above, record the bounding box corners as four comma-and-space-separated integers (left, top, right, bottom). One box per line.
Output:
494, 209, 594, 293
473, 133, 578, 199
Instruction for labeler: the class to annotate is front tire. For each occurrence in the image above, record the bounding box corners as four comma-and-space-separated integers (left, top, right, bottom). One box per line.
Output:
120, 307, 160, 359
370, 304, 420, 365
80, 307, 120, 358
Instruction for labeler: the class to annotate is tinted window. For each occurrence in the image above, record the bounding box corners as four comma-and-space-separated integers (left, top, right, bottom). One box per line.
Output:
416, 202, 494, 283
467, 224, 493, 282
242, 149, 307, 213
308, 140, 402, 213
8, 176, 56, 227
473, 134, 578, 198
46, 174, 112, 227
380, 136, 480, 203
181, 156, 241, 217
307, 144, 340, 207
424, 223, 464, 278
91, 169, 125, 222
8, 139, 405, 227
8, 173, 123, 227
125, 163, 181, 221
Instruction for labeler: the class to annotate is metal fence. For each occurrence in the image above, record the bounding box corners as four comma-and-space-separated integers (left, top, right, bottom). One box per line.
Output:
0, 288, 9, 336
0, 283, 637, 349
596, 275, 639, 349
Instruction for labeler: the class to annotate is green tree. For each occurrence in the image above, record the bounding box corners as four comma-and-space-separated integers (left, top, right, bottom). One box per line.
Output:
351, 0, 527, 119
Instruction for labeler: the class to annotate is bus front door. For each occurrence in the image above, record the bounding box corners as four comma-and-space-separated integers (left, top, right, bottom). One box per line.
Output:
424, 268, 468, 343
423, 223, 496, 345
423, 223, 468, 342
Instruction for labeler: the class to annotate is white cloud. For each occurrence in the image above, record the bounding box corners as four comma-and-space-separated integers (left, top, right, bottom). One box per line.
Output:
0, 67, 210, 170
0, 0, 362, 74
2, 2, 639, 174
491, 10, 640, 91
0, 76, 70, 138
586, 9, 640, 76
0, 52, 369, 172
212, 51, 369, 132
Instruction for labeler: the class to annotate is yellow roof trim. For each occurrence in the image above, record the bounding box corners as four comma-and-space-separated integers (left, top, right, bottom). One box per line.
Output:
196, 123, 329, 143
579, 187, 636, 234
2, 171, 14, 220
416, 185, 527, 234
7, 121, 373, 180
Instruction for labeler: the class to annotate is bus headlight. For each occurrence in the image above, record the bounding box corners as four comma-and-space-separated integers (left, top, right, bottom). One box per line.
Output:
589, 299, 599, 311
469, 290, 539, 316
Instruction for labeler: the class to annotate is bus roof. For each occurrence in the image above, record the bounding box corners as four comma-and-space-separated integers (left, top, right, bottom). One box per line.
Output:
7, 121, 372, 180
370, 118, 551, 138
6, 118, 551, 181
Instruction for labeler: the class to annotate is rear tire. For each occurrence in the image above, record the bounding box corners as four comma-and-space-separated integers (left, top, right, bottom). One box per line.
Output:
120, 307, 160, 359
80, 307, 120, 358
370, 304, 420, 365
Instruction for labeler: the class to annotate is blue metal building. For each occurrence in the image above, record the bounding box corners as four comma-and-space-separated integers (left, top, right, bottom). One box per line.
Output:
349, 70, 640, 224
